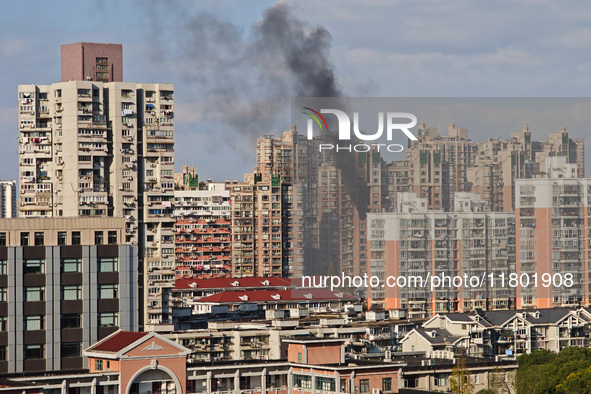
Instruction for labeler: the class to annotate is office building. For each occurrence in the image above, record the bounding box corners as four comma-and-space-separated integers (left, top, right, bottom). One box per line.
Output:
0, 217, 137, 373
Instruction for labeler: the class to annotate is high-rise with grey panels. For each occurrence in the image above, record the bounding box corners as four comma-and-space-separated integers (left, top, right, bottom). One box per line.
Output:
0, 217, 137, 373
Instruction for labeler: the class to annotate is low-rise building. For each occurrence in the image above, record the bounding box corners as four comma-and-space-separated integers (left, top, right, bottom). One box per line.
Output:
400, 307, 591, 359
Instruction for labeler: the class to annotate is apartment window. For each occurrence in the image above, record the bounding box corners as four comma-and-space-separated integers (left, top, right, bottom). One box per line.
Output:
61, 342, 81, 358
315, 377, 335, 392
0, 260, 6, 275
382, 378, 392, 392
359, 380, 370, 394
24, 259, 44, 274
99, 284, 118, 299
434, 374, 448, 386
61, 313, 81, 329
24, 286, 44, 302
98, 312, 118, 327
95, 231, 104, 245
95, 359, 103, 371
107, 231, 117, 245
58, 231, 67, 245
61, 285, 82, 300
293, 375, 312, 390
20, 232, 29, 246
61, 258, 81, 273
24, 344, 44, 360
98, 257, 118, 272
0, 346, 5, 361
24, 315, 44, 331
34, 232, 44, 246
0, 288, 6, 302
0, 317, 6, 331
71, 231, 81, 245
0, 233, 5, 246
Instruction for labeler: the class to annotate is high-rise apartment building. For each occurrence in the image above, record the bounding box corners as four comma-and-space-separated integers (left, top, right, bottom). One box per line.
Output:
515, 157, 591, 309
18, 43, 175, 327
173, 182, 232, 279
368, 192, 516, 317
0, 181, 17, 218
231, 130, 385, 281
230, 173, 293, 277
395, 123, 584, 212
0, 217, 137, 373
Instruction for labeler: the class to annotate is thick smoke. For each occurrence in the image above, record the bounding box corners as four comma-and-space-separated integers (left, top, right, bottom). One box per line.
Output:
252, 4, 369, 219
253, 4, 341, 98
142, 2, 369, 218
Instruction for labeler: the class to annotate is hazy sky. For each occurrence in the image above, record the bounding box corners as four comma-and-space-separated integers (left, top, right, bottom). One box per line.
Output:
2, 0, 591, 181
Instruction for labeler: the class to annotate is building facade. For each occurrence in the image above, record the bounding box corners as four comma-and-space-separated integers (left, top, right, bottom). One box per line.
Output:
394, 123, 584, 212
0, 181, 16, 218
0, 217, 137, 373
368, 193, 516, 316
18, 43, 175, 327
515, 159, 591, 309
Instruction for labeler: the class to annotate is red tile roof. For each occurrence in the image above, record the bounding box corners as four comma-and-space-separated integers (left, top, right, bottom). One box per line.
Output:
89, 331, 149, 353
173, 276, 292, 290
194, 288, 357, 303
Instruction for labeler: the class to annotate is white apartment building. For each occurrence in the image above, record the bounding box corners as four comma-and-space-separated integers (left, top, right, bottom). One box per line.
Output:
173, 183, 231, 220
0, 180, 17, 218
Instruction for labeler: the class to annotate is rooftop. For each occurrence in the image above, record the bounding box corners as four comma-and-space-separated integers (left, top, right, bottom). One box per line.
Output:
194, 288, 358, 303
86, 331, 148, 353
173, 276, 292, 290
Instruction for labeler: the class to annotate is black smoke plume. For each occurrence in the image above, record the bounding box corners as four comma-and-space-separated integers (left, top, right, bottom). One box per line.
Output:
142, 2, 369, 219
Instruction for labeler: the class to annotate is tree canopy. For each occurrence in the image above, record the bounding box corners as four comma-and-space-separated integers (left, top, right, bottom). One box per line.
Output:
516, 347, 591, 394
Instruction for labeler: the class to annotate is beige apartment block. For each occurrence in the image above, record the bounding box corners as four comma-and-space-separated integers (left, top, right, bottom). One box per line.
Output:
396, 123, 584, 212
18, 43, 176, 327
368, 192, 516, 317
515, 158, 591, 309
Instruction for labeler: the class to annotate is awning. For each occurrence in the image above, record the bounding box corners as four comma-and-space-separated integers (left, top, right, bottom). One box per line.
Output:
146, 104, 155, 108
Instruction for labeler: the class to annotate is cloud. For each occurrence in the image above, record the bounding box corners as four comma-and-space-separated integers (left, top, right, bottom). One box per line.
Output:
0, 38, 28, 57
560, 28, 591, 49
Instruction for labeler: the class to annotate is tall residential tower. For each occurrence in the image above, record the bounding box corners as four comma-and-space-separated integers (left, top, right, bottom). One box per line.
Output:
18, 43, 175, 327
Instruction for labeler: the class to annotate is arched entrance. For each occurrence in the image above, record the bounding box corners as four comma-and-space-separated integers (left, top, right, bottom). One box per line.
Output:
126, 364, 182, 394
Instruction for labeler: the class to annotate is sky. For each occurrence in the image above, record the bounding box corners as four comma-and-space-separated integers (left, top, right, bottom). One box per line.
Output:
2, 0, 591, 181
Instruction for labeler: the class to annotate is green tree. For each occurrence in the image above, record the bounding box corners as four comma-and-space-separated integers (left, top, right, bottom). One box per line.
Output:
515, 347, 591, 394
556, 365, 591, 393
450, 357, 474, 394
